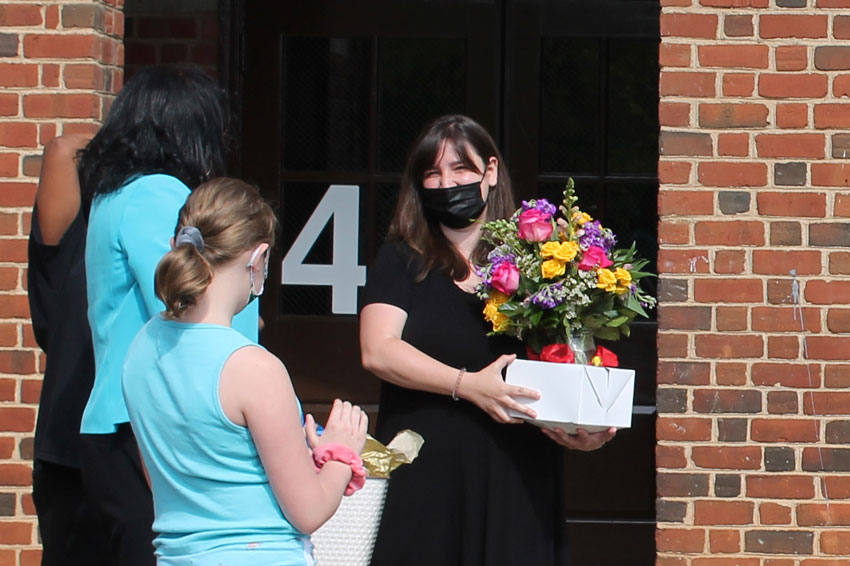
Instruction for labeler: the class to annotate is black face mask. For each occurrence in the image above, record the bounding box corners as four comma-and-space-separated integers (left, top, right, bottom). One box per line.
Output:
420, 178, 487, 229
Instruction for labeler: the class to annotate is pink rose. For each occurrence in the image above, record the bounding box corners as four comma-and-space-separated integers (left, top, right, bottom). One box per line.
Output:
577, 245, 614, 271
517, 209, 553, 242
491, 261, 520, 295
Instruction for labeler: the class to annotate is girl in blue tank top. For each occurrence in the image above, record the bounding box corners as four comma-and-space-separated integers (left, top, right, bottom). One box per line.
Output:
122, 178, 368, 566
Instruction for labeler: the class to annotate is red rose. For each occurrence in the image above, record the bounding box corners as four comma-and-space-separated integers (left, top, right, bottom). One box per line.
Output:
539, 343, 575, 364
517, 209, 554, 242
593, 346, 619, 367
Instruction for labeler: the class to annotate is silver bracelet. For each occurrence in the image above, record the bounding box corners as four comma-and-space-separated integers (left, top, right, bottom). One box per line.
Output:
451, 367, 466, 401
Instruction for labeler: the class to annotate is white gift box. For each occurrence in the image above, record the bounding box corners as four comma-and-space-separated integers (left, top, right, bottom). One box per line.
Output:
505, 358, 635, 434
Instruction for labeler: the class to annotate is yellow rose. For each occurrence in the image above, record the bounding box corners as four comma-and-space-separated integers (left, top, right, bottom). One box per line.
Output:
596, 268, 618, 293
483, 297, 510, 332
491, 313, 510, 332
552, 241, 579, 262
539, 241, 561, 259
572, 211, 592, 226
489, 290, 509, 305
541, 259, 566, 279
614, 267, 632, 295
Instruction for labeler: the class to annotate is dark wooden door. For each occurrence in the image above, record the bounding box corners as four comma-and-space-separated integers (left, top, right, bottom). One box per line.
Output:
500, 3, 660, 563
231, 2, 659, 563
236, 0, 502, 410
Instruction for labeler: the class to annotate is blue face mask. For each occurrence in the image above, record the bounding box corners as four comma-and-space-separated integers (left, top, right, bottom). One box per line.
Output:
247, 245, 269, 305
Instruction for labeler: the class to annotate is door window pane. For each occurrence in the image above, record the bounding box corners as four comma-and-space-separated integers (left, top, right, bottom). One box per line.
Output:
374, 181, 402, 246
282, 38, 371, 172
378, 38, 466, 173
540, 37, 659, 179
607, 39, 659, 176
540, 38, 600, 175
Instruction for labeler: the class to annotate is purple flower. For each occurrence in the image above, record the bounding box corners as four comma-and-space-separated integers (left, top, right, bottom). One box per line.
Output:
475, 264, 492, 285
487, 248, 516, 263
521, 199, 557, 217
531, 283, 564, 309
579, 220, 617, 253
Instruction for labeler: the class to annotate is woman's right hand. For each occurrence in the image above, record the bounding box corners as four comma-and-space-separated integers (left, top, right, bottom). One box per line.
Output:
458, 354, 541, 424
305, 399, 368, 455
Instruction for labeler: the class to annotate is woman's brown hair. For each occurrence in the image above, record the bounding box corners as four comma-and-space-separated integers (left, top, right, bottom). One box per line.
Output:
156, 177, 278, 318
388, 114, 516, 281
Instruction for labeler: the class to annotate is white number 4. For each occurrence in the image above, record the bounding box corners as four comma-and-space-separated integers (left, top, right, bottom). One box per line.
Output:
281, 185, 366, 314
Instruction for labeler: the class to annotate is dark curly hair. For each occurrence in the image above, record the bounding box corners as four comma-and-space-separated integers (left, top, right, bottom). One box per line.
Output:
78, 65, 229, 201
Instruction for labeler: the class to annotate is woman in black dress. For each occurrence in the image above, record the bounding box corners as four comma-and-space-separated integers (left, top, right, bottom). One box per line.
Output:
360, 114, 615, 566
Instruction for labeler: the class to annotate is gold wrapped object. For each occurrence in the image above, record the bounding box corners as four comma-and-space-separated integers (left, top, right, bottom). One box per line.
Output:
360, 430, 424, 479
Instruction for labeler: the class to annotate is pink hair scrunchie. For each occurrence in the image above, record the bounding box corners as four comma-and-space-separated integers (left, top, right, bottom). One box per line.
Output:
312, 443, 367, 496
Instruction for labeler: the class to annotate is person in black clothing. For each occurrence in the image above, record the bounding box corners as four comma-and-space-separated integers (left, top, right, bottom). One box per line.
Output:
360, 114, 616, 566
28, 134, 111, 566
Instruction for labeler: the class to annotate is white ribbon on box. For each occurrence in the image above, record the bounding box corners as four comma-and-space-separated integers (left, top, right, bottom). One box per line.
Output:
505, 359, 635, 434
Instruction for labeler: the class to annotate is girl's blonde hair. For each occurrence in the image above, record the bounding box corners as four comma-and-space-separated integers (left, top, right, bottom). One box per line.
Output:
156, 177, 278, 318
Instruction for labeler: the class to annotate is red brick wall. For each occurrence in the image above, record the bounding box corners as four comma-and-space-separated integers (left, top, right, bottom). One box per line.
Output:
0, 1, 122, 562
658, 1, 850, 564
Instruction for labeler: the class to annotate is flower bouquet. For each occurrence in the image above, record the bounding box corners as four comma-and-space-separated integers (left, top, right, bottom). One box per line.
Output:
475, 180, 656, 432
476, 179, 656, 364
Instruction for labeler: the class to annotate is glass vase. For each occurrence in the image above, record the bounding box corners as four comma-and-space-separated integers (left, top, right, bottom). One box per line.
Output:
568, 330, 596, 365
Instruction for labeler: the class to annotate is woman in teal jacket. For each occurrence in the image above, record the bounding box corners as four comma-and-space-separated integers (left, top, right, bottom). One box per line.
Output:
76, 65, 258, 566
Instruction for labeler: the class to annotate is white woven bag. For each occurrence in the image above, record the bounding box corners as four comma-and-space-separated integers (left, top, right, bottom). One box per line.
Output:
311, 477, 389, 566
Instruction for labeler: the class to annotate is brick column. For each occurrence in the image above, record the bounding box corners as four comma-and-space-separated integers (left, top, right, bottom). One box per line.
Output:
0, 1, 122, 562
658, 1, 850, 564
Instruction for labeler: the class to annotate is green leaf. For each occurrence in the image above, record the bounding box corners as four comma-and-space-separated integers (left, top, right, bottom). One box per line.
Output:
629, 270, 655, 279
499, 302, 525, 315
594, 326, 620, 341
626, 294, 649, 318
525, 333, 543, 355
605, 315, 630, 328
582, 314, 608, 328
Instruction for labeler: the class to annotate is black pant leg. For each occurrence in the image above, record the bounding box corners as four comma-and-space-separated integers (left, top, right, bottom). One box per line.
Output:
79, 423, 156, 566
32, 459, 114, 566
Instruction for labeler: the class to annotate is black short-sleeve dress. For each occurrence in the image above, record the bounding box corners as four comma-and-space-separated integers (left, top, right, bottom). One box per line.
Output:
363, 241, 568, 566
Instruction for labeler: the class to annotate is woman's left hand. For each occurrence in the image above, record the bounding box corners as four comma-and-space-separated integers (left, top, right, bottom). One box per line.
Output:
541, 426, 616, 451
